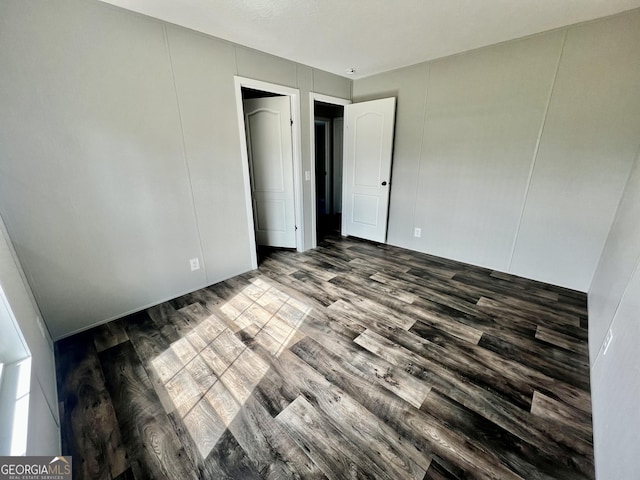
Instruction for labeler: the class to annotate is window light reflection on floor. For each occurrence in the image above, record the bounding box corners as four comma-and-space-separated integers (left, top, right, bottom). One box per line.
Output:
150, 277, 310, 459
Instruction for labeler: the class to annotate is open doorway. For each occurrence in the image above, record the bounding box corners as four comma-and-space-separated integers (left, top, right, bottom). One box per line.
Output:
310, 94, 350, 248
314, 101, 344, 244
310, 94, 396, 247
234, 77, 304, 268
242, 88, 294, 262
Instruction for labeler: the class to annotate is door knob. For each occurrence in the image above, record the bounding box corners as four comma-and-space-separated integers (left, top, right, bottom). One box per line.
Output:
381, 181, 387, 186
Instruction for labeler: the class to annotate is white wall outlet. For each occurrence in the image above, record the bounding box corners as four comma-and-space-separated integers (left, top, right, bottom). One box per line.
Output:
414, 227, 422, 238
603, 328, 613, 355
189, 258, 200, 271
305, 170, 311, 181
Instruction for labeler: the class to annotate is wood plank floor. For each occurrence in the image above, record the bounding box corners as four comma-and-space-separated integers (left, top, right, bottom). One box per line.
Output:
55, 236, 594, 479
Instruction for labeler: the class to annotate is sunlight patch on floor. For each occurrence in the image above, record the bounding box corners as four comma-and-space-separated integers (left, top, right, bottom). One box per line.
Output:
150, 277, 310, 459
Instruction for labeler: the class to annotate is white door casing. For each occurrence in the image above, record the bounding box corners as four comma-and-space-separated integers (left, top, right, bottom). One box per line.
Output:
243, 96, 296, 248
342, 97, 396, 243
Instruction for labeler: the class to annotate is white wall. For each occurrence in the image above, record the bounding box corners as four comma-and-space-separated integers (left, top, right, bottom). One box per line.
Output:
353, 12, 640, 476
0, 0, 350, 339
588, 152, 640, 479
510, 12, 640, 289
589, 154, 640, 362
0, 216, 60, 455
353, 9, 640, 291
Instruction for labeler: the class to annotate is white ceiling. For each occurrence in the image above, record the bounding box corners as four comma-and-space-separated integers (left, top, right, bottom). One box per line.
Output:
99, 0, 640, 79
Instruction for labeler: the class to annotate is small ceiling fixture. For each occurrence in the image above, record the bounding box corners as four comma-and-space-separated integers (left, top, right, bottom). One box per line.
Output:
345, 67, 356, 75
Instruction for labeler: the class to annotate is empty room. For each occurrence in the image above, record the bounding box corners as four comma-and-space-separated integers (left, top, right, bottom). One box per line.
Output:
1, 0, 639, 478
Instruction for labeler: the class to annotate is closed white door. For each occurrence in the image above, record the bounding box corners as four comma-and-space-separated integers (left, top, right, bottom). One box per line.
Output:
342, 97, 396, 243
244, 96, 296, 248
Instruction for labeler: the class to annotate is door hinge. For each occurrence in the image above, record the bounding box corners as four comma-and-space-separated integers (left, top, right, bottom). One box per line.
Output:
290, 119, 293, 126
295, 225, 298, 231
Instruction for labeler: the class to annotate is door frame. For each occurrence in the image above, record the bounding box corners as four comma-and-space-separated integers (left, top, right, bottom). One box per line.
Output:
309, 93, 351, 249
234, 76, 304, 267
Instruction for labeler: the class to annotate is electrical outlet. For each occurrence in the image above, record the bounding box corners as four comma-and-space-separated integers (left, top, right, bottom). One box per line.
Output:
603, 328, 613, 355
414, 228, 422, 238
305, 171, 311, 181
190, 258, 200, 271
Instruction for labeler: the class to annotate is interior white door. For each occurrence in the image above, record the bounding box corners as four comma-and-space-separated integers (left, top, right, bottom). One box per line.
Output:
244, 96, 296, 248
342, 97, 396, 243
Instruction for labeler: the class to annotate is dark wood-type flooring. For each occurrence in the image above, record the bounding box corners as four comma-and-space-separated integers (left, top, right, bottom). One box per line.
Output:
55, 236, 594, 479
